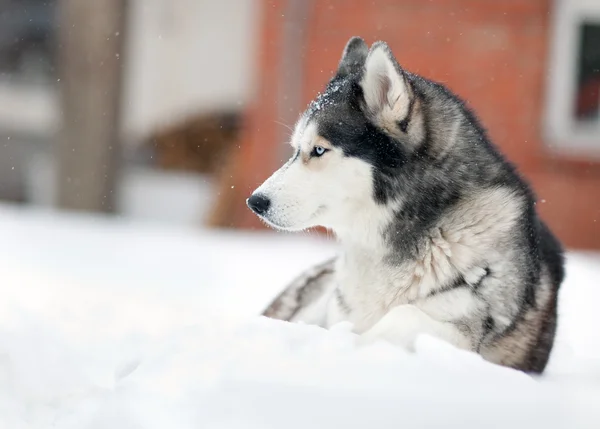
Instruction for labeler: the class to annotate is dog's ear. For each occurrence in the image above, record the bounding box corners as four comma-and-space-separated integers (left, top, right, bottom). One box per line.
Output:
337, 36, 368, 77
360, 42, 416, 138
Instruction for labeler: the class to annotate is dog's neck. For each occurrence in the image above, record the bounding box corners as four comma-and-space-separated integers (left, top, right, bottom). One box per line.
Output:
332, 235, 404, 331
330, 199, 395, 254
332, 217, 457, 331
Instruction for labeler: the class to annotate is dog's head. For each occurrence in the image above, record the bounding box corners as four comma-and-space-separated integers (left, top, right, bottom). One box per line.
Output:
247, 37, 429, 235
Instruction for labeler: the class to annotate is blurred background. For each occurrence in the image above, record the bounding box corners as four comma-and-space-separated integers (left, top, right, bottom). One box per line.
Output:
0, 0, 598, 249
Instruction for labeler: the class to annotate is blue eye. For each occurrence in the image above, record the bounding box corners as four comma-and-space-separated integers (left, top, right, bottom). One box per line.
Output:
312, 146, 327, 157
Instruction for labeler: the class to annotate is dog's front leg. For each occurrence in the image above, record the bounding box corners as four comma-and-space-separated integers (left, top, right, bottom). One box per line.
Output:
357, 305, 472, 351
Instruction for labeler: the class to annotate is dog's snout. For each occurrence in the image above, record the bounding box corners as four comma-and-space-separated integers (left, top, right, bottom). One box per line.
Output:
247, 193, 271, 215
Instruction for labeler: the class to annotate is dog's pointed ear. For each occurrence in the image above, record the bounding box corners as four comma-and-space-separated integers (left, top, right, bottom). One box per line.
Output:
359, 42, 421, 141
337, 36, 368, 77
360, 41, 412, 118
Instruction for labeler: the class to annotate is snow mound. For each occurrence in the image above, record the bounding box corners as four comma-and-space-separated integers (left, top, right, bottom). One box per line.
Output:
0, 205, 599, 428
2, 315, 593, 429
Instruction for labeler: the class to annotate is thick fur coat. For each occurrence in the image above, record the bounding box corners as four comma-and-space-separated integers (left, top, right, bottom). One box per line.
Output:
247, 37, 564, 374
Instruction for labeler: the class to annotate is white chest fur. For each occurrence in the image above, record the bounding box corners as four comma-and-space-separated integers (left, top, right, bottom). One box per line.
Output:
325, 250, 391, 332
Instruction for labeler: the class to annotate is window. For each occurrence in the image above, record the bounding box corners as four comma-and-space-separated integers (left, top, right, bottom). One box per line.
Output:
545, 0, 600, 157
0, 0, 57, 85
574, 23, 600, 123
0, 0, 58, 136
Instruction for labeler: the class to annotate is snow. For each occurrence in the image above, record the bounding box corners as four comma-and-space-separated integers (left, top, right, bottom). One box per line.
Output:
25, 155, 217, 226
0, 203, 599, 428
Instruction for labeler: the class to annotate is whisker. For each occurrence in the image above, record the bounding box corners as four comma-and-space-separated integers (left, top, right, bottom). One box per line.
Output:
274, 120, 294, 133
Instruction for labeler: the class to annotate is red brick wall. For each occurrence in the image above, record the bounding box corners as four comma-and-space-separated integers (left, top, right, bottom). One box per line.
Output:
227, 0, 600, 249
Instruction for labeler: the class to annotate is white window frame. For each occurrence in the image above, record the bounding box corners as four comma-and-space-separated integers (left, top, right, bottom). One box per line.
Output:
544, 0, 600, 159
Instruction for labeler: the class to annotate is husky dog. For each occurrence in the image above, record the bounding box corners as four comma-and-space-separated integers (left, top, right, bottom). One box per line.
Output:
246, 37, 564, 374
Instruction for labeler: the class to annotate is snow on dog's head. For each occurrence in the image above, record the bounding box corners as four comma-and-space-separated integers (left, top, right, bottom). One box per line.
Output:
247, 37, 425, 237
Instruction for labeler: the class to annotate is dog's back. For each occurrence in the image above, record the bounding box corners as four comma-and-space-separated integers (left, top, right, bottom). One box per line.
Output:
480, 220, 563, 372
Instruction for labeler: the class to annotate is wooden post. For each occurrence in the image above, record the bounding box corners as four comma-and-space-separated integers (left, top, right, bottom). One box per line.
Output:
55, 0, 127, 213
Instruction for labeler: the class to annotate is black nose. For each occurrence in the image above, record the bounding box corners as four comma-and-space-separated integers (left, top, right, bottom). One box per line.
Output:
247, 193, 271, 215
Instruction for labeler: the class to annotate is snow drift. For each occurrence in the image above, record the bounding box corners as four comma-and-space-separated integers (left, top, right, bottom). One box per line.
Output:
0, 205, 599, 428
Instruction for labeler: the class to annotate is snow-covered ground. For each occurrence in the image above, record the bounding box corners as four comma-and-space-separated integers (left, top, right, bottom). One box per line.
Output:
0, 203, 599, 428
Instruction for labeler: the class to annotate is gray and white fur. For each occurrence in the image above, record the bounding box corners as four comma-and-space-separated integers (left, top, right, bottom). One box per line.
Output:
248, 37, 564, 374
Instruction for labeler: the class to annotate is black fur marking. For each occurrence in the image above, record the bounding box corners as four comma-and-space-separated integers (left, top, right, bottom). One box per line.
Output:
538, 218, 565, 287
476, 315, 496, 352
387, 183, 462, 257
483, 316, 495, 334
307, 72, 412, 205
337, 37, 368, 78
523, 284, 559, 373
398, 119, 409, 133
496, 203, 552, 340
318, 112, 409, 205
290, 148, 300, 163
397, 92, 416, 133
289, 267, 335, 320
348, 80, 365, 113
426, 274, 466, 298
335, 288, 352, 314
522, 201, 542, 309
265, 261, 336, 322
472, 267, 491, 290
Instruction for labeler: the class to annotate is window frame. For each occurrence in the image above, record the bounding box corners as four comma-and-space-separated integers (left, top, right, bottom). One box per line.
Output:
544, 0, 600, 158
